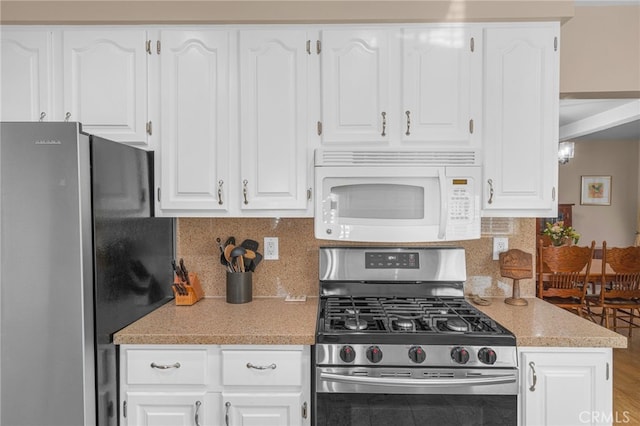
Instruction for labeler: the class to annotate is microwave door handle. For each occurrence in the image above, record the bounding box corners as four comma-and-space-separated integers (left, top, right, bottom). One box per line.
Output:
438, 169, 447, 240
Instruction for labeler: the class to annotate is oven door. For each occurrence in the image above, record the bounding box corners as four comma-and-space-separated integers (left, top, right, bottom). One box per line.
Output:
314, 366, 518, 426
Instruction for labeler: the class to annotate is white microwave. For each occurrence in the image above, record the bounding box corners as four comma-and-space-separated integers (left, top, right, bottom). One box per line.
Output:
314, 149, 481, 242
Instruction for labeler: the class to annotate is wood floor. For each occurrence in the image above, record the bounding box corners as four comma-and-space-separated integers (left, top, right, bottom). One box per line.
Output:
613, 328, 640, 424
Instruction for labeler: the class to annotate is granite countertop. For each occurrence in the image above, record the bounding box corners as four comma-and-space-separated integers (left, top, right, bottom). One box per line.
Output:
114, 297, 318, 345
472, 297, 627, 348
114, 295, 627, 349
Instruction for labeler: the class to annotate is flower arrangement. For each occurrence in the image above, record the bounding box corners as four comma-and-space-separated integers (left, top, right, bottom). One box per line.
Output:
542, 221, 580, 246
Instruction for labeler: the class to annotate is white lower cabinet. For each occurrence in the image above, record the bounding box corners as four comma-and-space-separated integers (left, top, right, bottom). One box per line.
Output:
519, 347, 612, 426
120, 345, 310, 426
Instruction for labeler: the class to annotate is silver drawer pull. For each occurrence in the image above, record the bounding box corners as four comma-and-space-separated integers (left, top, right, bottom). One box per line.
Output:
150, 362, 181, 370
246, 362, 277, 370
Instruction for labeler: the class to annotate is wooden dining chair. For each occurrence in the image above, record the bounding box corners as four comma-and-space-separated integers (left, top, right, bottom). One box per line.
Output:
586, 242, 640, 336
537, 240, 596, 316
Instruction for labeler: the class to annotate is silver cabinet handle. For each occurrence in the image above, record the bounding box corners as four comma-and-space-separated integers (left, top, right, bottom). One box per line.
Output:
246, 362, 277, 370
528, 361, 537, 391
217, 180, 224, 205
39, 112, 46, 122
64, 112, 71, 122
405, 110, 411, 136
487, 179, 494, 205
150, 362, 181, 370
242, 179, 249, 205
381, 111, 387, 137
225, 401, 231, 426
194, 401, 202, 426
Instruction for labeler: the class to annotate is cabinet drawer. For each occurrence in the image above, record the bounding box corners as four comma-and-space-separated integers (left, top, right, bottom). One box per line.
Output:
222, 350, 302, 387
126, 349, 208, 385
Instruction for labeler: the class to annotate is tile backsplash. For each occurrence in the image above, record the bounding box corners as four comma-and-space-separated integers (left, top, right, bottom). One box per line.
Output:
177, 217, 537, 299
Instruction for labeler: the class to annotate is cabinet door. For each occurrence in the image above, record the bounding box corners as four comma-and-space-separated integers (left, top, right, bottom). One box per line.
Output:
520, 349, 612, 426
482, 24, 559, 217
320, 29, 390, 144
223, 393, 305, 426
125, 392, 219, 426
238, 30, 309, 211
1, 29, 55, 122
62, 29, 149, 146
402, 26, 481, 147
157, 30, 230, 213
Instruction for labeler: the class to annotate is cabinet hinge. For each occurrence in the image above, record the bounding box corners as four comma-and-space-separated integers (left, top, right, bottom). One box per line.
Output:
470, 37, 475, 53
469, 119, 474, 134
146, 40, 151, 54
316, 40, 321, 54
302, 401, 308, 419
146, 121, 153, 136
157, 40, 161, 54
123, 401, 127, 418
306, 40, 311, 55
554, 36, 558, 52
317, 121, 322, 135
307, 188, 312, 201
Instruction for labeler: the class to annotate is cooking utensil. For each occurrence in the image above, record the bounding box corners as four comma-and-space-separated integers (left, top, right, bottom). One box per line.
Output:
240, 239, 259, 252
230, 246, 247, 272
224, 244, 236, 271
250, 252, 263, 272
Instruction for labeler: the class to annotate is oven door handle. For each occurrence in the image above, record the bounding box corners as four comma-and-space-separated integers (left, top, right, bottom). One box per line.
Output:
319, 371, 517, 387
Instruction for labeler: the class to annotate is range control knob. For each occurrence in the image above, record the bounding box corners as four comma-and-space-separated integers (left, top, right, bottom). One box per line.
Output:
451, 346, 470, 364
478, 347, 497, 365
339, 345, 356, 363
408, 346, 426, 363
366, 346, 383, 363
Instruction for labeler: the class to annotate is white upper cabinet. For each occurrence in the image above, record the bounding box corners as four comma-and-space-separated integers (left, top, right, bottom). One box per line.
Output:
482, 23, 559, 217
156, 30, 230, 213
401, 26, 481, 147
320, 29, 390, 145
62, 29, 149, 146
0, 30, 55, 122
238, 29, 310, 211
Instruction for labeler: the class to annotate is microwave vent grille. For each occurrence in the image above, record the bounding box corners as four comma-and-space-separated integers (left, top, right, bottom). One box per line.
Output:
318, 150, 477, 166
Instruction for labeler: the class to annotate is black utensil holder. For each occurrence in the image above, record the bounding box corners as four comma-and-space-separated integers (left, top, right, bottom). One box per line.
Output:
226, 271, 252, 304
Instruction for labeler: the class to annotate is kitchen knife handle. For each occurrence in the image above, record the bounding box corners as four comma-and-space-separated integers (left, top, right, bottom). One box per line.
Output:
246, 362, 277, 370
194, 401, 202, 426
150, 362, 181, 370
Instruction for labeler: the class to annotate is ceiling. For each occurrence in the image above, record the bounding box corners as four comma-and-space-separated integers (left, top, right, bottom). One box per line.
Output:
559, 98, 640, 141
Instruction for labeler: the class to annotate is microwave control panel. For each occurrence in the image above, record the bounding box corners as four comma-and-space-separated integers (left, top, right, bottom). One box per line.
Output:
448, 179, 474, 222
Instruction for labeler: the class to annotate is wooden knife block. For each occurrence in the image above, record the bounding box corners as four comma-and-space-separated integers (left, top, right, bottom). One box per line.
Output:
173, 272, 205, 306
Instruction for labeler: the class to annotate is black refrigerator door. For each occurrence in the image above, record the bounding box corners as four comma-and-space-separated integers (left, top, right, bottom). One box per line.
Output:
91, 136, 175, 426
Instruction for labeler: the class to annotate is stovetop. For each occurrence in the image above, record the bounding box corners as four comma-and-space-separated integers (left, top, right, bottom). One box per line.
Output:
316, 295, 515, 346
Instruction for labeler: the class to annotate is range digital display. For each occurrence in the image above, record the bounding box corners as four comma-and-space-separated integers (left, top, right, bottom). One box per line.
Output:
365, 252, 419, 269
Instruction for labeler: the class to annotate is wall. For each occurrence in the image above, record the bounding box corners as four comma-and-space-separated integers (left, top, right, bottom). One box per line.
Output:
558, 139, 640, 247
0, 0, 573, 24
560, 5, 640, 95
177, 217, 537, 299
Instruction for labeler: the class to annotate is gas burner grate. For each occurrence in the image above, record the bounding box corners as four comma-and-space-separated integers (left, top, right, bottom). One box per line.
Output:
320, 296, 507, 335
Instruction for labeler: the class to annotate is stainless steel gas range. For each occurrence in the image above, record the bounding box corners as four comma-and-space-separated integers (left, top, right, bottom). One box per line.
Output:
313, 247, 518, 426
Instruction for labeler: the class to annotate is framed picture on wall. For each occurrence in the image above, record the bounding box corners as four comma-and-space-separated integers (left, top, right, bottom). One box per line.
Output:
581, 175, 612, 206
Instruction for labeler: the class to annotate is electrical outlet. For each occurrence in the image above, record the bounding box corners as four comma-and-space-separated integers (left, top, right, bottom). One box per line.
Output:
264, 237, 279, 260
493, 237, 509, 260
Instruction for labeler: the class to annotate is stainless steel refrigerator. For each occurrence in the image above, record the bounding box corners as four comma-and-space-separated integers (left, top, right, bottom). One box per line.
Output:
0, 122, 175, 426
